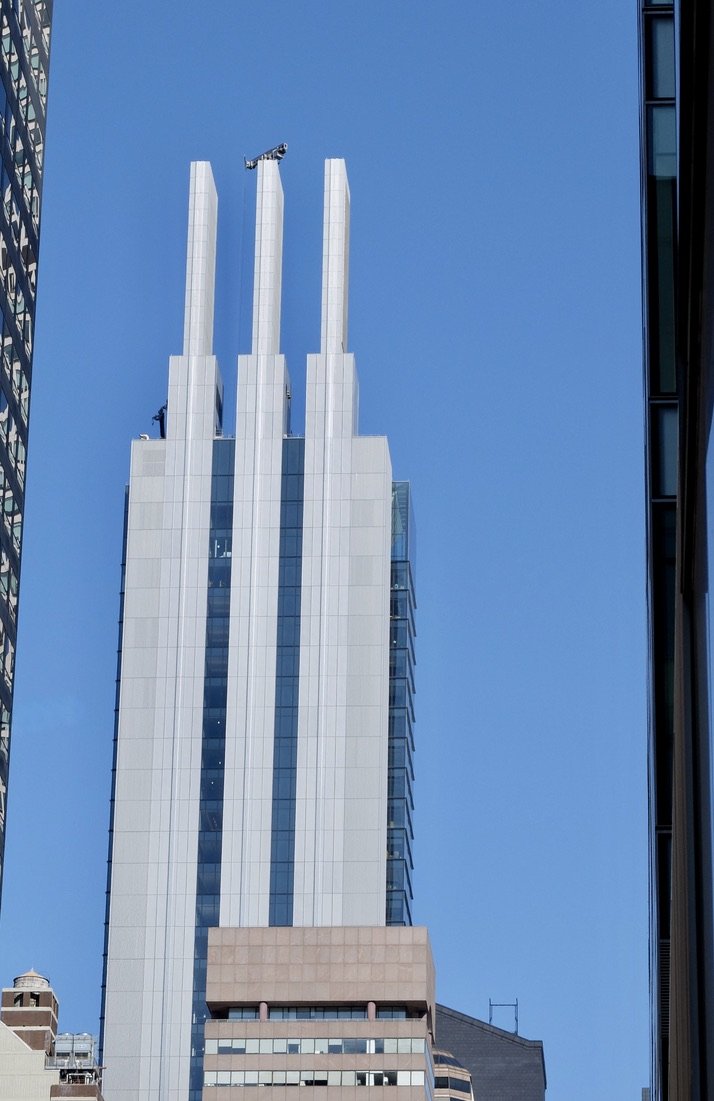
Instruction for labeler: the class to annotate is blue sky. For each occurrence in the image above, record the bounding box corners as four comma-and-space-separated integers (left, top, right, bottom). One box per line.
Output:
0, 3, 646, 1098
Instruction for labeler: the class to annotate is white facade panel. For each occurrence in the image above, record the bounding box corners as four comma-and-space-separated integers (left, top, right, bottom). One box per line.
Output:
103, 164, 222, 1101
293, 344, 391, 928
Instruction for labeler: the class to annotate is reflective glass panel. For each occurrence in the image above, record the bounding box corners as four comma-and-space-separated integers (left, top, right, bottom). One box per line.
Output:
647, 18, 675, 99
648, 106, 676, 178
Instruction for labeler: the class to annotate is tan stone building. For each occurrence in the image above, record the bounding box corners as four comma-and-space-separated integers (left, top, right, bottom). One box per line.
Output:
201, 927, 434, 1100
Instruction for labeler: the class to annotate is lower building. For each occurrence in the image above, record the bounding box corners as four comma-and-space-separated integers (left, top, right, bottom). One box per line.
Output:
432, 1047, 474, 1101
0, 1020, 59, 1100
435, 1004, 546, 1101
201, 926, 434, 1099
0, 969, 104, 1099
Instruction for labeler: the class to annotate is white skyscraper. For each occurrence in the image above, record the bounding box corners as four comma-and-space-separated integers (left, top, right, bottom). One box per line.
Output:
101, 158, 418, 1101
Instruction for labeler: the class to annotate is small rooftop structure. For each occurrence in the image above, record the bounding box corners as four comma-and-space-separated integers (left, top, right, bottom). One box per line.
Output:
13, 969, 50, 990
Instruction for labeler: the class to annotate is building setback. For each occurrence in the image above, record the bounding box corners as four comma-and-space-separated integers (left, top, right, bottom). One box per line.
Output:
0, 0, 52, 906
101, 158, 416, 1100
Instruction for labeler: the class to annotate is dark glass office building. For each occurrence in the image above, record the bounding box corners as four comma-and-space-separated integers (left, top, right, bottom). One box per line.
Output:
639, 1, 714, 1096
0, 0, 51, 906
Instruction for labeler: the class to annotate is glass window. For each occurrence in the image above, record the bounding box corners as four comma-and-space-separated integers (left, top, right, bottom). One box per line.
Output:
647, 167, 677, 395
647, 17, 675, 99
653, 404, 678, 497
343, 1038, 367, 1054
648, 106, 676, 178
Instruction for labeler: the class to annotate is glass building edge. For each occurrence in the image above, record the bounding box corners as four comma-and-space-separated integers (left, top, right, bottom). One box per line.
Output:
268, 436, 305, 927
189, 437, 235, 1101
641, 10, 673, 1101
388, 482, 415, 926
98, 485, 129, 1063
639, 2, 677, 1097
675, 0, 714, 1095
0, 0, 52, 908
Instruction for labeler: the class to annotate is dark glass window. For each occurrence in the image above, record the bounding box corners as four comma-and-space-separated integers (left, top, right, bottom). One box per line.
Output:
647, 18, 675, 100
648, 106, 676, 179
189, 439, 234, 1099
269, 1006, 367, 1020
651, 504, 675, 826
646, 172, 677, 394
652, 404, 678, 497
269, 437, 305, 926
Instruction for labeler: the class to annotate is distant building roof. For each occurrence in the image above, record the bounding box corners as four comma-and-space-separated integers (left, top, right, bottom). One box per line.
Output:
435, 1003, 547, 1101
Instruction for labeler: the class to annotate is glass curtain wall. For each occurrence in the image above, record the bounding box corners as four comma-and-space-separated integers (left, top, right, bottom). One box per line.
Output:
640, 2, 676, 1096
0, 0, 51, 904
387, 482, 415, 926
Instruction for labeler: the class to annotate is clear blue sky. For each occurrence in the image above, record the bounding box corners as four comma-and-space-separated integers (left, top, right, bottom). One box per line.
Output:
0, 3, 646, 1098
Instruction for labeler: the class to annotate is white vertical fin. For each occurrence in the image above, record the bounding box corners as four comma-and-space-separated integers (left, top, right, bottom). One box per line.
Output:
252, 159, 284, 354
320, 159, 350, 354
183, 161, 218, 356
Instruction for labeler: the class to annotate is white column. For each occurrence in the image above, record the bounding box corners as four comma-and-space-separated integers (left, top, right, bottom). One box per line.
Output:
183, 160, 217, 357
321, 158, 350, 354
293, 160, 391, 927
252, 159, 284, 355
103, 162, 222, 1101
221, 159, 290, 927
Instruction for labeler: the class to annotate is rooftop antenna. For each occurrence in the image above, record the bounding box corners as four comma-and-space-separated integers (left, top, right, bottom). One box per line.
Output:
488, 998, 519, 1034
244, 142, 288, 170
152, 402, 167, 440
